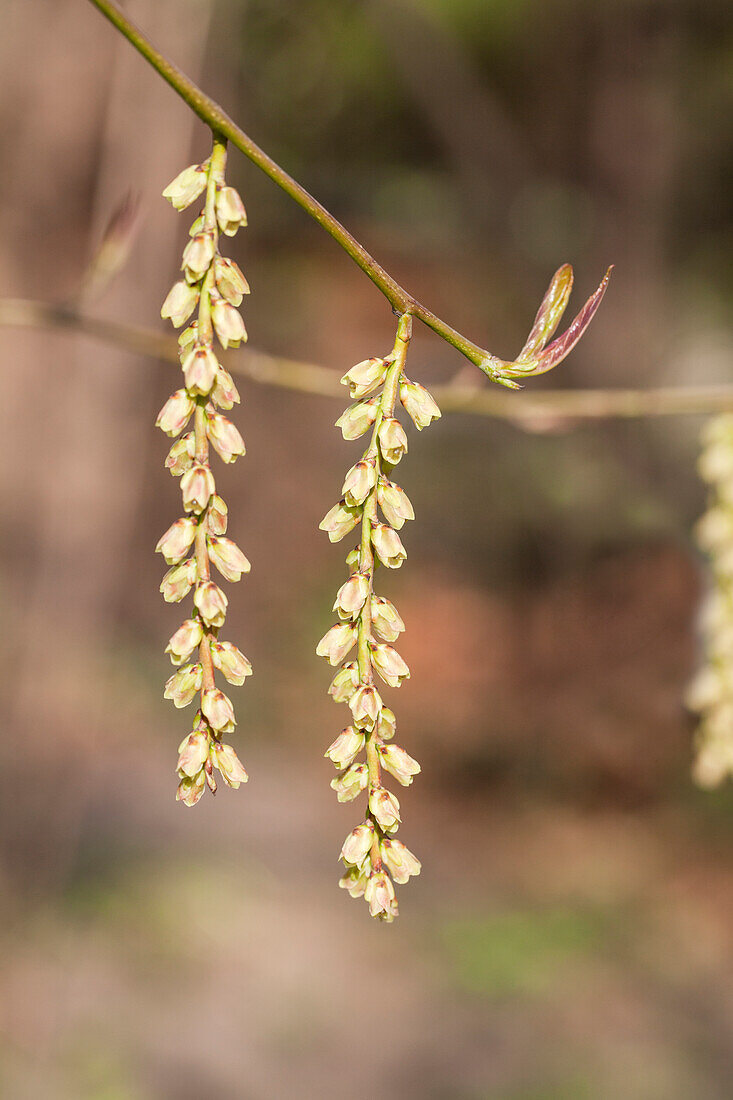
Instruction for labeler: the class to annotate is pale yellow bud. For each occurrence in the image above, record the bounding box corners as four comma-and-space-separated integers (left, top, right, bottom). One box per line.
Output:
333, 573, 370, 620
328, 662, 359, 703
164, 662, 203, 708
166, 618, 204, 666
378, 743, 420, 786
399, 379, 441, 430
180, 464, 215, 514
319, 501, 361, 543
201, 687, 236, 733
156, 389, 194, 437
342, 460, 377, 507
330, 763, 368, 802
176, 769, 206, 807
160, 558, 197, 603
340, 821, 374, 866
207, 535, 251, 582
208, 494, 228, 535
214, 255, 250, 306
155, 517, 197, 565
163, 163, 208, 211
695, 508, 733, 552
376, 707, 397, 741
206, 412, 246, 464
377, 417, 408, 465
376, 477, 414, 530
371, 523, 407, 569
316, 622, 358, 666
194, 581, 228, 627
364, 871, 398, 921
161, 280, 199, 327
176, 731, 209, 777
335, 398, 379, 441
165, 433, 195, 477
370, 643, 410, 688
211, 298, 247, 349
369, 785, 401, 832
215, 185, 248, 236
210, 640, 252, 685
699, 444, 733, 484
181, 231, 215, 281
370, 596, 405, 642
340, 357, 387, 399
211, 742, 248, 787
380, 837, 421, 884
349, 685, 382, 730
325, 726, 365, 769
339, 866, 369, 898
182, 346, 218, 396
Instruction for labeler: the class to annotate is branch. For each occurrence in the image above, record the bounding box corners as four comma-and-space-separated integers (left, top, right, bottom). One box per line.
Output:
4, 296, 733, 424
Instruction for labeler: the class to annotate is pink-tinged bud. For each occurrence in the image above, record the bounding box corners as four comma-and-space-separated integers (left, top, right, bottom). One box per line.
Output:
370, 643, 410, 689
181, 231, 215, 281
176, 770, 206, 807
201, 687, 236, 733
206, 412, 246, 463
339, 866, 369, 898
211, 640, 252, 686
194, 581, 228, 628
364, 871, 399, 922
330, 763, 368, 803
176, 731, 209, 777
328, 661, 359, 703
342, 460, 377, 507
316, 622, 358, 666
214, 255, 250, 306
335, 398, 379, 441
377, 707, 397, 741
325, 726, 365, 769
211, 366, 240, 410
156, 389, 194, 437
369, 786, 401, 833
180, 464, 215, 514
349, 685, 382, 730
207, 536, 251, 583
319, 500, 361, 543
340, 357, 388, 399
340, 821, 374, 866
377, 417, 408, 465
161, 280, 199, 328
216, 185, 248, 236
155, 517, 197, 564
208, 494, 228, 535
376, 477, 414, 530
380, 838, 421, 884
165, 432, 195, 477
211, 742, 248, 787
164, 662, 203, 708
163, 163, 208, 211
378, 743, 420, 786
211, 299, 247, 349
166, 618, 204, 665
371, 524, 407, 569
371, 596, 405, 642
182, 346, 218, 396
333, 573, 370, 620
399, 380, 441, 430
160, 558, 197, 603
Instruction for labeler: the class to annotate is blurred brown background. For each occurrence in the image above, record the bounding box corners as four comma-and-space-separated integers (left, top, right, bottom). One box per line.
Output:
1, 0, 732, 1096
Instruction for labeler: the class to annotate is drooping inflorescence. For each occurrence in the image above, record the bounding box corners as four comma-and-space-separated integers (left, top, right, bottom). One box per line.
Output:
688, 414, 733, 787
156, 135, 252, 805
317, 313, 441, 920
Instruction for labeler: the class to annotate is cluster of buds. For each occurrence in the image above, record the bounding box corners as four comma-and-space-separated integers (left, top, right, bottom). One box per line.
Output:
317, 314, 440, 920
156, 135, 252, 805
688, 414, 733, 787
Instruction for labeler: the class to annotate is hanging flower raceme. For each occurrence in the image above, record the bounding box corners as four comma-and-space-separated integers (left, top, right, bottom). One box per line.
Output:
688, 414, 733, 787
317, 314, 434, 921
156, 134, 252, 805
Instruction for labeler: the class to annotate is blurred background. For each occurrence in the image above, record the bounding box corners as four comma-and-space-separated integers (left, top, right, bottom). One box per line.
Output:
1, 0, 732, 1096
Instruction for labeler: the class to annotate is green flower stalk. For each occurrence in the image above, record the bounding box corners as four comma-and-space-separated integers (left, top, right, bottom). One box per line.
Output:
318, 314, 439, 920
688, 414, 733, 787
155, 135, 252, 805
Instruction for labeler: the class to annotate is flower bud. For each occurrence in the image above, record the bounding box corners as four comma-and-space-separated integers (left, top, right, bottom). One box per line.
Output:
345, 546, 361, 571
164, 662, 203, 708
330, 763, 368, 802
207, 535, 251, 582
376, 477, 414, 530
340, 357, 387, 399
194, 581, 228, 627
340, 821, 374, 866
180, 464, 215, 514
212, 298, 247, 349
699, 444, 733, 484
400, 379, 441, 430
166, 618, 204, 665
206, 412, 246, 463
182, 346, 218, 396
370, 643, 410, 688
156, 389, 194, 437
211, 742, 248, 787
208, 494, 228, 535
371, 524, 407, 569
333, 572, 370, 620
369, 786, 401, 833
325, 726, 365, 769
319, 501, 361, 543
328, 662, 359, 703
165, 433, 195, 477
176, 731, 209, 777
377, 417, 408, 465
214, 255, 250, 306
211, 366, 240, 410
211, 640, 252, 685
364, 871, 398, 922
342, 460, 377, 507
179, 321, 199, 353
163, 163, 208, 210
380, 838, 421, 884
335, 398, 379, 441
316, 622, 358, 666
349, 685, 382, 730
176, 769, 206, 807
161, 280, 199, 327
370, 596, 405, 642
201, 687, 236, 733
377, 707, 397, 741
339, 866, 368, 898
686, 668, 726, 712
156, 517, 197, 565
160, 558, 197, 603
181, 231, 215, 281
216, 185, 248, 235
378, 743, 420, 786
